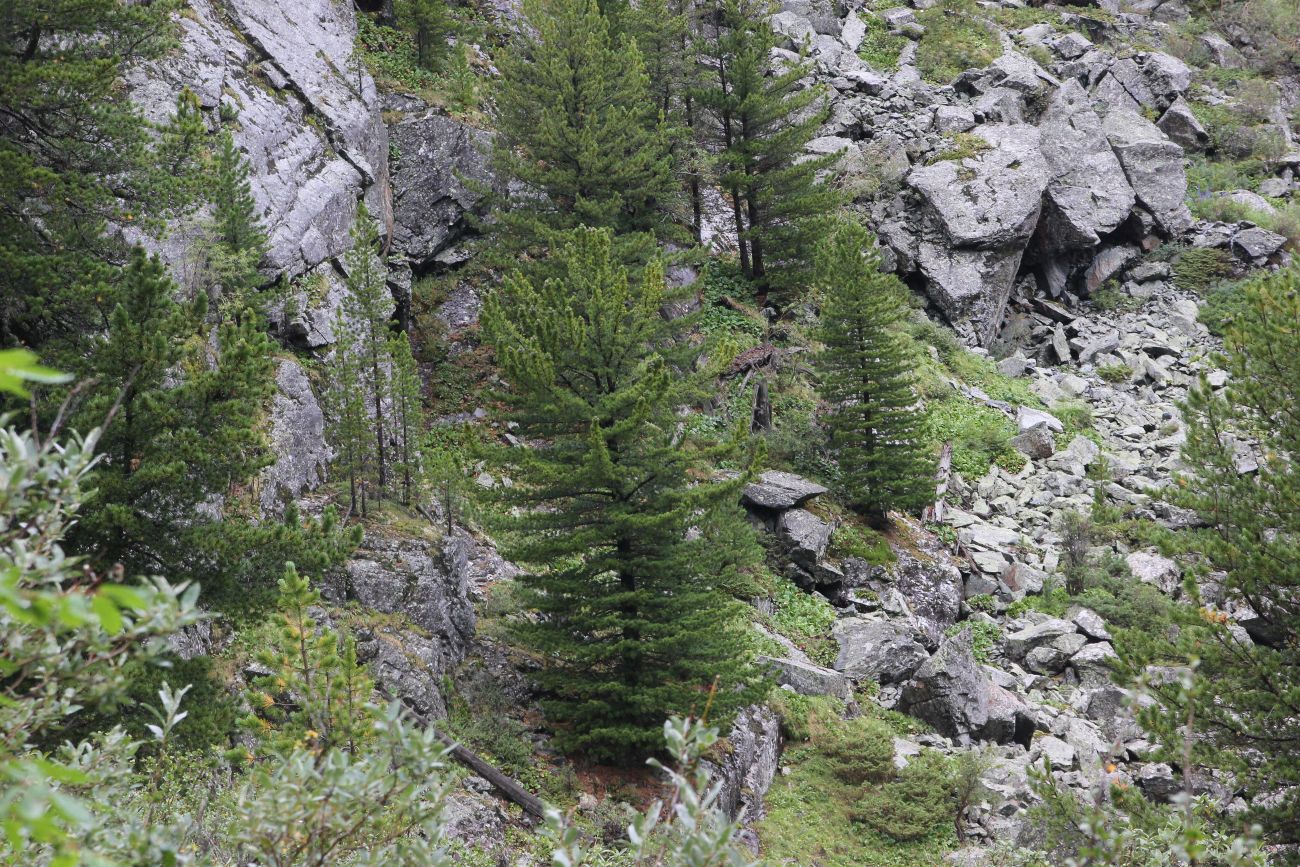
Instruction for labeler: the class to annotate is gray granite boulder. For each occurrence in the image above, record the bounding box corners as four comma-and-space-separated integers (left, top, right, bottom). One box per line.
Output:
1037, 81, 1136, 251
832, 618, 930, 684
742, 471, 828, 511
1103, 109, 1192, 235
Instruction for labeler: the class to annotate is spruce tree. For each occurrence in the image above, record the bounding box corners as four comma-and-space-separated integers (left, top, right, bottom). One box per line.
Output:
68, 249, 358, 609
694, 0, 840, 295
813, 220, 932, 524
340, 204, 394, 502
482, 227, 764, 762
490, 0, 679, 264
206, 129, 268, 315
1128, 266, 1300, 846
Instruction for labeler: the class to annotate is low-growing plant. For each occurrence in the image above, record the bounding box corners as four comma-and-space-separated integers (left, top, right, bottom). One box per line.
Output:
946, 619, 1001, 662
915, 0, 998, 83
1173, 247, 1235, 295
1097, 363, 1132, 384
927, 132, 991, 164
858, 12, 907, 69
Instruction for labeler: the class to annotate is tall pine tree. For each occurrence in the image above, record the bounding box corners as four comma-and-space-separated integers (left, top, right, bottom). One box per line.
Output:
482, 228, 764, 762
340, 204, 394, 503
389, 331, 425, 508
68, 249, 357, 609
813, 220, 932, 525
206, 129, 268, 315
627, 0, 703, 238
1127, 266, 1300, 846
694, 0, 840, 296
489, 0, 679, 265
395, 0, 453, 70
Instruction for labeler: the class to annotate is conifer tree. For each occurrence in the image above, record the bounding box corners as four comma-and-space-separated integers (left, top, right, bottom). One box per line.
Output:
425, 442, 466, 535
341, 204, 394, 502
490, 0, 678, 264
1129, 266, 1300, 846
327, 337, 375, 518
628, 0, 704, 239
813, 220, 932, 524
244, 563, 374, 755
389, 331, 425, 507
396, 0, 452, 69
206, 129, 268, 314
0, 2, 196, 351
694, 0, 840, 295
482, 227, 764, 762
68, 249, 358, 608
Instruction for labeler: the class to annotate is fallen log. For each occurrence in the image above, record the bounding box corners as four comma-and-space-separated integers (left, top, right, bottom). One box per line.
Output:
379, 688, 547, 819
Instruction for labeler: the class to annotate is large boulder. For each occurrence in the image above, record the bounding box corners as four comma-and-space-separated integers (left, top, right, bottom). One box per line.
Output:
832, 618, 930, 684
899, 628, 1024, 744
763, 656, 852, 699
326, 530, 477, 677
1102, 109, 1193, 235
742, 471, 828, 511
386, 99, 494, 267
778, 508, 834, 570
908, 125, 1051, 343
259, 359, 331, 515
1036, 81, 1136, 251
890, 548, 964, 647
1156, 97, 1209, 152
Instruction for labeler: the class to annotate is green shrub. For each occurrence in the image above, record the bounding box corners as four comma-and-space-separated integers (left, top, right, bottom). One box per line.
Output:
820, 715, 897, 785
858, 12, 907, 69
945, 620, 1001, 662
1091, 279, 1140, 312
1173, 247, 1234, 295
768, 578, 839, 666
915, 0, 999, 83
852, 751, 954, 841
1097, 363, 1132, 384
967, 593, 998, 613
50, 655, 238, 755
698, 260, 766, 340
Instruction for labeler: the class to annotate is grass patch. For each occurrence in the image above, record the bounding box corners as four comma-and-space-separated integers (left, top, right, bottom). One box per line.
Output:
1097, 363, 1132, 384
858, 12, 908, 70
927, 132, 991, 165
927, 397, 1023, 479
915, 0, 999, 83
356, 15, 487, 120
759, 724, 959, 865
830, 520, 895, 566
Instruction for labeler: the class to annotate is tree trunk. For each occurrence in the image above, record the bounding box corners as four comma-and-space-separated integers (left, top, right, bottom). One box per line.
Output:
751, 377, 771, 433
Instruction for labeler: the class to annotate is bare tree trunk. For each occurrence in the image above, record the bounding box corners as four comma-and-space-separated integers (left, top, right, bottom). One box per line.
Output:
751, 377, 771, 433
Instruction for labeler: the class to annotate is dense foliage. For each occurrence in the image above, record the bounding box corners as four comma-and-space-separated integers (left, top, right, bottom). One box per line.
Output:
482, 228, 765, 761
